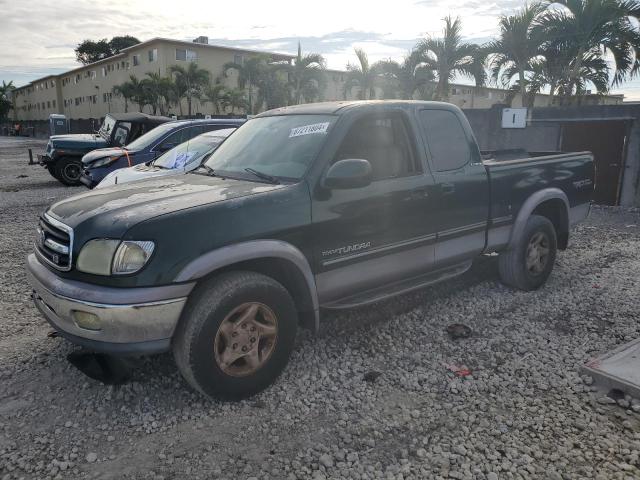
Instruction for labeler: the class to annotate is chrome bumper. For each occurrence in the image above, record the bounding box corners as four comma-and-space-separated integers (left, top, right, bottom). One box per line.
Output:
26, 254, 193, 355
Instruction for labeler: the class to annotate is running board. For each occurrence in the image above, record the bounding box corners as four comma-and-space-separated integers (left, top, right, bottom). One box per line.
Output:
321, 261, 472, 310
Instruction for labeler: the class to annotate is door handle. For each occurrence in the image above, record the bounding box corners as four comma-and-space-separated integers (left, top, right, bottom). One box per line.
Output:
441, 183, 455, 195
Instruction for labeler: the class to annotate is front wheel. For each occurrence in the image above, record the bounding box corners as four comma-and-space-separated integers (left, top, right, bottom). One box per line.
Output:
173, 271, 298, 400
498, 214, 557, 291
55, 157, 83, 186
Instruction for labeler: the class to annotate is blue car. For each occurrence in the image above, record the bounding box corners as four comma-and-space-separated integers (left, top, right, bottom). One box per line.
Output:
79, 118, 245, 188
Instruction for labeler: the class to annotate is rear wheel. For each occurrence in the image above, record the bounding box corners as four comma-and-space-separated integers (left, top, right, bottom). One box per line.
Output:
173, 271, 298, 400
55, 157, 83, 186
498, 214, 557, 291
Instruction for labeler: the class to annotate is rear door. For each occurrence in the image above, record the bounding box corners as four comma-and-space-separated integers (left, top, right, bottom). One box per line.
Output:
417, 108, 489, 266
312, 110, 439, 304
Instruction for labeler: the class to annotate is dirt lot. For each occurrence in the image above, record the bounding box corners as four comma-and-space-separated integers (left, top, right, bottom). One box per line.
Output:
1, 136, 640, 480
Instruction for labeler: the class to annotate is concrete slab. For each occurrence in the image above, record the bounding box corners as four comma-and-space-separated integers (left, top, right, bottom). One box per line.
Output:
581, 338, 640, 398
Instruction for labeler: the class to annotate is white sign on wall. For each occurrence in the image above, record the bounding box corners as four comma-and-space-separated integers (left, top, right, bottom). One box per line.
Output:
502, 108, 527, 129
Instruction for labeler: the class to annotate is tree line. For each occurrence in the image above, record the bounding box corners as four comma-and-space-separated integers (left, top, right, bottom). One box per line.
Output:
4, 0, 640, 120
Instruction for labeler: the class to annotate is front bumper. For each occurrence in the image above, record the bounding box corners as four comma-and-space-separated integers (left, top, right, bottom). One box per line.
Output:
26, 254, 195, 355
79, 171, 97, 189
38, 154, 53, 166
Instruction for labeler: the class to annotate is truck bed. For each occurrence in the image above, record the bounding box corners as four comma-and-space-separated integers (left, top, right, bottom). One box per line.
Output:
483, 150, 594, 248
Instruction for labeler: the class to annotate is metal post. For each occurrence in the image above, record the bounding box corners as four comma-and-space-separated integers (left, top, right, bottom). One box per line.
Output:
28, 149, 34, 165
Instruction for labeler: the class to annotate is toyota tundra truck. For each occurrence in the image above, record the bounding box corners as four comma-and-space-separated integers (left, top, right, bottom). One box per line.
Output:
27, 101, 594, 399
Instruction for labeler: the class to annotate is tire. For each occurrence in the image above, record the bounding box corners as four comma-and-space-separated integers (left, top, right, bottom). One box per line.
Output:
498, 214, 557, 291
173, 271, 298, 400
46, 166, 61, 180
55, 157, 83, 186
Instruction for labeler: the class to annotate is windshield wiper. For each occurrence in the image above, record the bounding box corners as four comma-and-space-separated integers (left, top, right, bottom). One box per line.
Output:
194, 164, 222, 177
244, 168, 280, 184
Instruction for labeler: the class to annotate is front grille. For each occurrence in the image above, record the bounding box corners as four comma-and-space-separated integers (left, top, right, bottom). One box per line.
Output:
35, 214, 73, 271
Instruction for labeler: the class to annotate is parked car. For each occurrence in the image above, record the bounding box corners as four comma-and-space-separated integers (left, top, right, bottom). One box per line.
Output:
79, 118, 245, 189
96, 128, 237, 189
27, 101, 594, 399
39, 113, 170, 186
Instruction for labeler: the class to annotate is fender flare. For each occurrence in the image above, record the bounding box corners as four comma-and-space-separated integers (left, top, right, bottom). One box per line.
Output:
174, 240, 319, 331
507, 188, 569, 250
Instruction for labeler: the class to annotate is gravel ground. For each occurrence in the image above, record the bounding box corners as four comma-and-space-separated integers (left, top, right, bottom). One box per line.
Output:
1, 136, 640, 480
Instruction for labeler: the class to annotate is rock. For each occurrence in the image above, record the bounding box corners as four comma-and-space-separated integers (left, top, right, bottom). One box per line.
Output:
597, 396, 617, 405
86, 452, 97, 463
318, 454, 333, 468
487, 473, 498, 480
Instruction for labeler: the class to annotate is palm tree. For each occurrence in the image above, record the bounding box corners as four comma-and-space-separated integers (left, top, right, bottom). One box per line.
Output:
489, 4, 546, 107
373, 49, 435, 99
344, 48, 377, 100
539, 0, 640, 94
112, 84, 131, 113
279, 43, 327, 104
169, 62, 210, 116
142, 72, 174, 115
202, 82, 227, 114
416, 16, 488, 101
223, 88, 248, 114
0, 80, 15, 121
223, 55, 270, 114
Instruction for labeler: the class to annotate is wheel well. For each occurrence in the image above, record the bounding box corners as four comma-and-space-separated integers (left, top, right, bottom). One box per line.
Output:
532, 199, 569, 249
199, 257, 317, 330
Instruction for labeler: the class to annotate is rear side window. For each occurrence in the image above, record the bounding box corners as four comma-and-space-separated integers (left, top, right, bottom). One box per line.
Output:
419, 110, 471, 171
158, 126, 201, 150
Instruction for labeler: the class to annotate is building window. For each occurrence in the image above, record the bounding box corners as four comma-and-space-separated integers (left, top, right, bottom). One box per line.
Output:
132, 54, 140, 66
74, 74, 80, 84
47, 101, 51, 108
234, 54, 243, 66
52, 100, 56, 108
148, 49, 157, 62
176, 48, 197, 61
102, 66, 107, 77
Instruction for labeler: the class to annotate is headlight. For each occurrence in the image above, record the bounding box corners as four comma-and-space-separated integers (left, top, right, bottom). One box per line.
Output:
112, 241, 155, 275
90, 155, 121, 168
76, 239, 154, 275
76, 239, 120, 275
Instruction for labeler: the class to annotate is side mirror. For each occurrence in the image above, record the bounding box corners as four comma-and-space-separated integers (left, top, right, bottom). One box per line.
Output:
322, 158, 372, 189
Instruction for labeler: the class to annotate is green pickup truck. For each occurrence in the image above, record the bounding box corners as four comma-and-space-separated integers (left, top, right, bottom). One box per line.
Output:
27, 101, 594, 399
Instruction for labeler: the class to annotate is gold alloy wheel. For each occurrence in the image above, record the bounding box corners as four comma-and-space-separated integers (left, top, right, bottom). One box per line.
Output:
214, 302, 278, 377
526, 231, 550, 275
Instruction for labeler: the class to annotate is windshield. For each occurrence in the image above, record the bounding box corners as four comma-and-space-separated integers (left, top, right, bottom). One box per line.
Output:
99, 115, 116, 138
125, 122, 177, 151
204, 115, 335, 180
154, 134, 227, 169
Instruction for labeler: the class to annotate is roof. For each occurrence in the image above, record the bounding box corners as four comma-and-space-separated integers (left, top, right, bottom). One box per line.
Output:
106, 112, 171, 124
256, 100, 457, 117
165, 118, 246, 126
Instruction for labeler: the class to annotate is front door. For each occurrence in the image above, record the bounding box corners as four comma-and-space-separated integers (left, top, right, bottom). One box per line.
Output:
417, 107, 489, 266
311, 111, 439, 304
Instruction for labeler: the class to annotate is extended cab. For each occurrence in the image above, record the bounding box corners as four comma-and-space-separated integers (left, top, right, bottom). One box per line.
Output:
27, 101, 594, 399
39, 112, 170, 186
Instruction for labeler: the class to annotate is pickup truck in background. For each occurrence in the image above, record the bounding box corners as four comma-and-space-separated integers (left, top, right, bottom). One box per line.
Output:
39, 112, 170, 186
27, 101, 594, 399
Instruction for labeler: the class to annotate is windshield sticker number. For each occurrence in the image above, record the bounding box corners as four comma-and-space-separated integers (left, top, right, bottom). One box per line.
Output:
289, 122, 330, 138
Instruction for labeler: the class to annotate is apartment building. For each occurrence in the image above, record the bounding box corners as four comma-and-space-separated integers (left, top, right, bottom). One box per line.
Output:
11, 37, 294, 121
11, 37, 624, 121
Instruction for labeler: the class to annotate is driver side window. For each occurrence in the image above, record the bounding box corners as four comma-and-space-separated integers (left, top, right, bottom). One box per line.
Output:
112, 121, 131, 146
333, 114, 420, 181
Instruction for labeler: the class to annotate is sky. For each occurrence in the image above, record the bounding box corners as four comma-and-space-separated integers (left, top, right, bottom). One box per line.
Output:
2, 0, 640, 100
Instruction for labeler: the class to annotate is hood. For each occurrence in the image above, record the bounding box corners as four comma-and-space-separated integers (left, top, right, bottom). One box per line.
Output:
50, 133, 106, 150
96, 163, 179, 189
82, 146, 133, 165
47, 173, 286, 236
